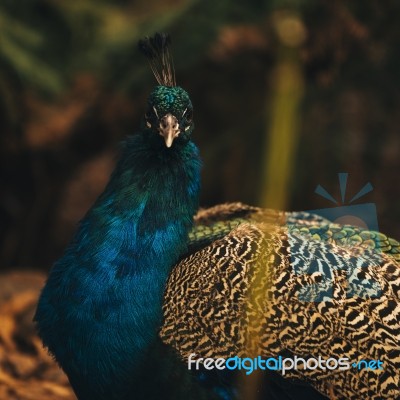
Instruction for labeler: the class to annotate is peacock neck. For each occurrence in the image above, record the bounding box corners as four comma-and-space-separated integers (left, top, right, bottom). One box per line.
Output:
79, 133, 201, 275
56, 133, 201, 399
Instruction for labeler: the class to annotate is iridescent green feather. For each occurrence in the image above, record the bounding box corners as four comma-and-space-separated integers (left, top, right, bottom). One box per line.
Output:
187, 203, 400, 261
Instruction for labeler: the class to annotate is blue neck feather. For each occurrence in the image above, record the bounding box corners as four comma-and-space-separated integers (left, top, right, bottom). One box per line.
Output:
35, 131, 201, 399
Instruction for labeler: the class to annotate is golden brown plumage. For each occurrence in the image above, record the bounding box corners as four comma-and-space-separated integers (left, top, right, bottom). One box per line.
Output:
160, 203, 400, 400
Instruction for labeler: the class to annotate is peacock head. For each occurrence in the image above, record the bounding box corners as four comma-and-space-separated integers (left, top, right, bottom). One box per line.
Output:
145, 85, 194, 148
139, 33, 194, 148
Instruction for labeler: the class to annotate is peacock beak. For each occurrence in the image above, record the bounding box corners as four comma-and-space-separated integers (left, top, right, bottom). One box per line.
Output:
159, 114, 180, 148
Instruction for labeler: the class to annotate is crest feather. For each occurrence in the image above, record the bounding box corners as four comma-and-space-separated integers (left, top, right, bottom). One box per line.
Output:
138, 32, 176, 87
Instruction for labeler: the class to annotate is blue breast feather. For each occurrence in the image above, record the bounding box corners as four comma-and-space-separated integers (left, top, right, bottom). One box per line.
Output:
34, 132, 201, 399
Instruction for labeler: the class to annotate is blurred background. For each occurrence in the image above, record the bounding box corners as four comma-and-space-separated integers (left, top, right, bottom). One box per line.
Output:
1, 0, 400, 271
1, 1, 400, 398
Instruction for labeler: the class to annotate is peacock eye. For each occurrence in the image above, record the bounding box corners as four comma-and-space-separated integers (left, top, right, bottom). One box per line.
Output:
184, 108, 193, 123
144, 106, 159, 121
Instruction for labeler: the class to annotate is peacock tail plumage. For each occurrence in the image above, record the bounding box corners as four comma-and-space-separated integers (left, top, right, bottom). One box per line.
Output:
161, 202, 400, 400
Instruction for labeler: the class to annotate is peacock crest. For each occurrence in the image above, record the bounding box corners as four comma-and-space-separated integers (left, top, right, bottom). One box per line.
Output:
138, 32, 176, 87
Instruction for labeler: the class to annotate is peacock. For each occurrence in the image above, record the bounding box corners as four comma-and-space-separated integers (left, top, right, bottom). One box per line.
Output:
34, 33, 400, 400
34, 33, 207, 400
